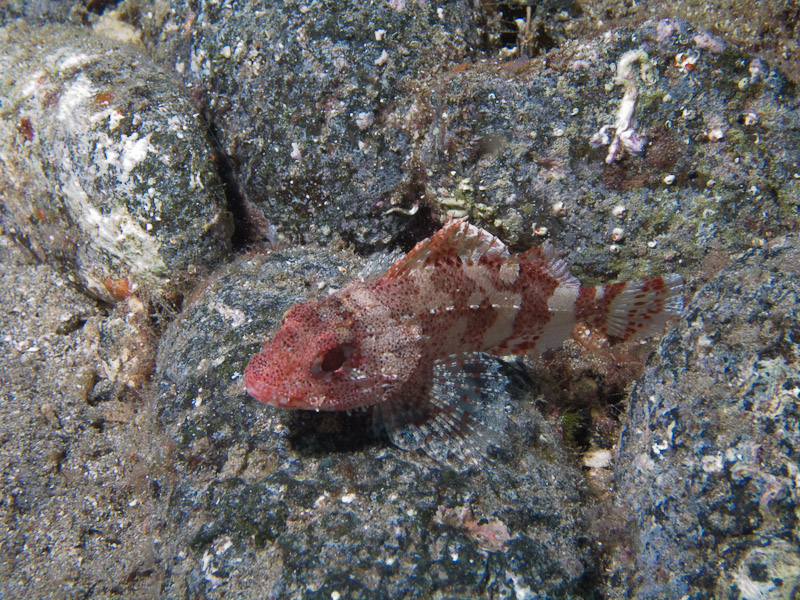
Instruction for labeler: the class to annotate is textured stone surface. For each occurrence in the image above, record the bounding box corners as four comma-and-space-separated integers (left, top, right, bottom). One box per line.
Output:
141, 0, 484, 251
0, 22, 231, 303
609, 234, 800, 599
0, 0, 74, 25
143, 5, 798, 286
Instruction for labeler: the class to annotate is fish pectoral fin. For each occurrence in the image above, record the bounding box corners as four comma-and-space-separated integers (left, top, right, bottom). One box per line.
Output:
373, 353, 511, 464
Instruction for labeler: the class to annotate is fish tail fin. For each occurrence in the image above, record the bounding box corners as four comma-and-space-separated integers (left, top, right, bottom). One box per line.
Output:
578, 274, 684, 340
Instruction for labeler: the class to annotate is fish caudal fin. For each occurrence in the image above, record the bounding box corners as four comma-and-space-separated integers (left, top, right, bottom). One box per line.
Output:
373, 353, 510, 465
577, 274, 684, 340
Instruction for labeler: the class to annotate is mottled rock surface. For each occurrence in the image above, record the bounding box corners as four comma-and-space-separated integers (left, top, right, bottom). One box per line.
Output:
608, 235, 800, 599
142, 0, 485, 250
0, 0, 74, 25
142, 4, 798, 285
0, 22, 231, 302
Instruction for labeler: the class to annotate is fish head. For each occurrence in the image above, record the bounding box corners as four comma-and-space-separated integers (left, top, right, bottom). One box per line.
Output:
244, 288, 421, 411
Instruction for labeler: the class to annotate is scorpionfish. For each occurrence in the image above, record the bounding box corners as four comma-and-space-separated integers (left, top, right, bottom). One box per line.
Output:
245, 218, 683, 460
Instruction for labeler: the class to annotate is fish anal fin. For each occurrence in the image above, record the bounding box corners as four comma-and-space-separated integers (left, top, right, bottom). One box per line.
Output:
383, 218, 509, 280
373, 353, 510, 464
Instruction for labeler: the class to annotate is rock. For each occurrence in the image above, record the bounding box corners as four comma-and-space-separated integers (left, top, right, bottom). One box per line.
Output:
0, 0, 74, 25
142, 0, 485, 251
2, 4, 799, 598
153, 248, 599, 598
0, 22, 232, 303
609, 234, 800, 599
143, 9, 798, 286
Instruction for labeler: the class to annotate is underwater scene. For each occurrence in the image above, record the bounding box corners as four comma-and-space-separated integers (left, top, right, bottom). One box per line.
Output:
1, 0, 798, 598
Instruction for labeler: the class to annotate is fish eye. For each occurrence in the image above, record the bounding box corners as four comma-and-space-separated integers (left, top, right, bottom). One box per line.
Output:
310, 343, 354, 378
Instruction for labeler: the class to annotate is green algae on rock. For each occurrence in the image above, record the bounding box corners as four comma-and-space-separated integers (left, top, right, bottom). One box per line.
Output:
0, 22, 232, 303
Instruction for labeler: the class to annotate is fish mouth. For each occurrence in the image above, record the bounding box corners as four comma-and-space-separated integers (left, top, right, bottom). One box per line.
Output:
243, 359, 330, 409
243, 370, 305, 408
243, 364, 280, 405
245, 382, 301, 408
243, 352, 283, 403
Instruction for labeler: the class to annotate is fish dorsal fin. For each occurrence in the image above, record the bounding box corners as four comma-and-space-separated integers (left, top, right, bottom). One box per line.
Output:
516, 242, 580, 290
358, 248, 405, 280
373, 353, 511, 465
383, 218, 509, 280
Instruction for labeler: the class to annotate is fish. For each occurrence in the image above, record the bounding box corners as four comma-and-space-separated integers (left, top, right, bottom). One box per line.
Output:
244, 218, 683, 461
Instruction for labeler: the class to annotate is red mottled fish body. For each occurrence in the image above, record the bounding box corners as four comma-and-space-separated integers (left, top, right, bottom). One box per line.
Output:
245, 218, 683, 459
